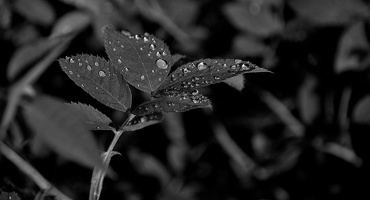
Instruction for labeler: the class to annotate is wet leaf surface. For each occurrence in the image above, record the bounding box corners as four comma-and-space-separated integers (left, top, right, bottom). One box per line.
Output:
122, 112, 164, 131
155, 58, 271, 93
132, 89, 211, 116
103, 25, 172, 94
59, 54, 132, 112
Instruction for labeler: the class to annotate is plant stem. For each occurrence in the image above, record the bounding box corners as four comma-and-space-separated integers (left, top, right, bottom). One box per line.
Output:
0, 141, 73, 200
89, 113, 135, 200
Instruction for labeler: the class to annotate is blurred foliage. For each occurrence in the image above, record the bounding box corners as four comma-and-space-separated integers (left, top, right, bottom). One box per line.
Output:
1, 0, 370, 200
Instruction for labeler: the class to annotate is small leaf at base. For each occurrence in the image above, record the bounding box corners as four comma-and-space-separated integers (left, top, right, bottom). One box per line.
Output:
66, 102, 113, 130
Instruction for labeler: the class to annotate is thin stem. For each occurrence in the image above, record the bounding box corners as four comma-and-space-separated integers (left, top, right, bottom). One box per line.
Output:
0, 141, 72, 200
89, 113, 135, 200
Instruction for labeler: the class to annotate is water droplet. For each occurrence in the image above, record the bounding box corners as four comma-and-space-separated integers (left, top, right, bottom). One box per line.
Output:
230, 65, 236, 70
81, 84, 85, 88
143, 36, 149, 42
121, 30, 131, 36
140, 117, 147, 123
235, 59, 242, 64
94, 61, 99, 66
183, 68, 191, 74
192, 90, 199, 95
158, 77, 162, 81
76, 74, 80, 78
99, 70, 106, 77
140, 75, 145, 80
87, 65, 92, 71
214, 76, 220, 80
162, 51, 167, 56
241, 64, 250, 70
197, 62, 207, 70
135, 34, 141, 40
124, 67, 129, 71
120, 45, 124, 48
78, 63, 82, 67
69, 58, 75, 63
144, 32, 150, 37
118, 59, 122, 64
156, 59, 168, 69
156, 52, 161, 57
68, 70, 73, 74
150, 44, 156, 50
113, 47, 116, 51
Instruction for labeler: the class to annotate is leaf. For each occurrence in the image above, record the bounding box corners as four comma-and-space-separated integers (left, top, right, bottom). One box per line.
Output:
334, 22, 369, 74
132, 90, 211, 116
122, 112, 164, 131
23, 96, 103, 169
224, 2, 284, 37
288, 0, 369, 25
223, 74, 245, 91
51, 11, 91, 38
103, 25, 172, 93
66, 102, 113, 131
353, 95, 370, 124
7, 37, 62, 80
59, 54, 132, 112
155, 58, 271, 93
14, 0, 55, 26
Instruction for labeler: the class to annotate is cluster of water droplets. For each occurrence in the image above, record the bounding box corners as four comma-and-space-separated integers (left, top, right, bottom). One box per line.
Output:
135, 89, 209, 115
127, 113, 161, 125
63, 56, 111, 89
123, 30, 169, 70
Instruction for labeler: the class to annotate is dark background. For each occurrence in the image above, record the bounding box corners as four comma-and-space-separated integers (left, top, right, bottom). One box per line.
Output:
1, 0, 370, 200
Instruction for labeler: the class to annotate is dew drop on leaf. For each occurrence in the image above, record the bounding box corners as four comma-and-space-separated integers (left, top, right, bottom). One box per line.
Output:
197, 62, 207, 70
121, 30, 131, 36
156, 59, 168, 69
70, 58, 75, 63
235, 59, 242, 64
118, 59, 122, 64
94, 61, 99, 66
140, 75, 145, 80
98, 70, 106, 77
68, 70, 73, 74
140, 116, 147, 123
87, 65, 92, 71
143, 36, 149, 42
156, 52, 161, 57
150, 44, 156, 50
78, 63, 82, 67
135, 35, 141, 40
